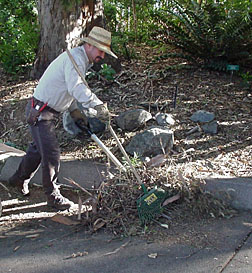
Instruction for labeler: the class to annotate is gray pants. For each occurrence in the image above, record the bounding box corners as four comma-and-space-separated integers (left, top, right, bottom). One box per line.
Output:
15, 100, 60, 196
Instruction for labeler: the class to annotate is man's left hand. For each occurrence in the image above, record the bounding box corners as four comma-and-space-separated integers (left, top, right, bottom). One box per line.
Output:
94, 103, 110, 124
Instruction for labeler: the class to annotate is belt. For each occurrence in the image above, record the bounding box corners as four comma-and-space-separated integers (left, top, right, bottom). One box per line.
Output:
32, 97, 59, 114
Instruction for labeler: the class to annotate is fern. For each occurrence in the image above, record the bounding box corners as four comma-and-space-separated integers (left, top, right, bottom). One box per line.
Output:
151, 0, 252, 70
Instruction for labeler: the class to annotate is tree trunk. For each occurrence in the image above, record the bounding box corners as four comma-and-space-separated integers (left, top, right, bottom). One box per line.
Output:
31, 0, 104, 79
132, 0, 137, 41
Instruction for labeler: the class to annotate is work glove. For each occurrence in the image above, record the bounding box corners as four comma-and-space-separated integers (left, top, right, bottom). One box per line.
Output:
70, 109, 88, 127
94, 103, 110, 124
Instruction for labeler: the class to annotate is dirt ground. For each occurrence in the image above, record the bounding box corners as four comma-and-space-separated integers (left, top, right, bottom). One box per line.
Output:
0, 46, 251, 239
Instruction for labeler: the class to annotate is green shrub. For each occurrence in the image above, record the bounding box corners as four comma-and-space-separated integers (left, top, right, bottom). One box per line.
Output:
99, 64, 116, 81
240, 71, 252, 88
111, 34, 136, 60
151, 0, 252, 70
0, 0, 39, 74
87, 63, 116, 81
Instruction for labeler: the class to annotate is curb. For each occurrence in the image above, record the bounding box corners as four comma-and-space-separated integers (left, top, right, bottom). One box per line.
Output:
0, 143, 115, 190
1, 144, 252, 211
204, 176, 252, 211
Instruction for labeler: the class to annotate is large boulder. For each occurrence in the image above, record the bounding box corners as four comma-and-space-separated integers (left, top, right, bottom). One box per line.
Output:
189, 110, 218, 134
190, 110, 215, 123
125, 126, 174, 157
115, 109, 152, 131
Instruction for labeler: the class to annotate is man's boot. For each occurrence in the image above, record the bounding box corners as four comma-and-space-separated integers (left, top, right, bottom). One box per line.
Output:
8, 173, 29, 196
47, 189, 74, 211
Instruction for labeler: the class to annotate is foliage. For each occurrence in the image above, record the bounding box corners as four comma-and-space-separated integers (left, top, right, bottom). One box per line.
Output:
150, 0, 252, 70
99, 63, 116, 81
104, 0, 160, 59
2, 0, 252, 73
87, 63, 116, 81
111, 34, 136, 60
104, 0, 118, 32
0, 0, 39, 74
122, 152, 141, 168
104, 0, 158, 43
240, 71, 252, 88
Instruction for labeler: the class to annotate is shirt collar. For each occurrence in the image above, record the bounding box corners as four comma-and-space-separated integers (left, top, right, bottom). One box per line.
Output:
81, 45, 93, 69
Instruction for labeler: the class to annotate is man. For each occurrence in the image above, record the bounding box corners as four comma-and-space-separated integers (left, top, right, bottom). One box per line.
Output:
8, 26, 117, 210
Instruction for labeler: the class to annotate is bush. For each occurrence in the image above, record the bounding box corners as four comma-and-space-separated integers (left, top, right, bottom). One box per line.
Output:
150, 0, 252, 70
0, 0, 39, 74
111, 34, 136, 60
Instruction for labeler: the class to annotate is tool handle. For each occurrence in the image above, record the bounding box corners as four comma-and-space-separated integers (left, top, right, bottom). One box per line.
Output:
78, 123, 126, 172
66, 49, 90, 88
108, 124, 142, 185
90, 133, 126, 172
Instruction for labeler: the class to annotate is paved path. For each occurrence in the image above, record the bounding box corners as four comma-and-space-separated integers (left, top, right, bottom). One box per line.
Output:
1, 143, 252, 273
1, 212, 251, 273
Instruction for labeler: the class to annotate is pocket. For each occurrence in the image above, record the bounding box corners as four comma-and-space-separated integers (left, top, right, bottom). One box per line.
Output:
26, 107, 41, 126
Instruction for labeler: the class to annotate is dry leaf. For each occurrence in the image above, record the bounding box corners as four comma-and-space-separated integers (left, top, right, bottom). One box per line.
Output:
25, 234, 40, 238
64, 251, 88, 260
13, 246, 21, 252
160, 223, 169, 229
51, 214, 79, 226
93, 218, 106, 231
162, 193, 180, 207
146, 154, 167, 167
148, 253, 158, 259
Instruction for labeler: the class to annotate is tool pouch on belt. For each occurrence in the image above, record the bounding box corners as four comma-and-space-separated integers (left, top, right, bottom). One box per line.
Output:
26, 98, 48, 126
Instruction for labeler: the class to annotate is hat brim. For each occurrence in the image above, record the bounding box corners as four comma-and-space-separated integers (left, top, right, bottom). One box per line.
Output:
81, 37, 118, 59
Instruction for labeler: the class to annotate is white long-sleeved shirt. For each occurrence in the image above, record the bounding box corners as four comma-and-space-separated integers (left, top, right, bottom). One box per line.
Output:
33, 46, 103, 113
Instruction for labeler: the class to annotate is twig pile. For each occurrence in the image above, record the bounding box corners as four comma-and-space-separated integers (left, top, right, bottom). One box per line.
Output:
97, 174, 140, 235
74, 166, 233, 235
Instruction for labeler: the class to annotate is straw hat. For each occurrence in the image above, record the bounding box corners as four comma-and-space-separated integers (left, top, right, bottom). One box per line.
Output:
81, 26, 117, 59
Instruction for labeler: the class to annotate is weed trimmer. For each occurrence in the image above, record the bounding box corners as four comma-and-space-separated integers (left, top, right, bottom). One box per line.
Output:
108, 124, 170, 225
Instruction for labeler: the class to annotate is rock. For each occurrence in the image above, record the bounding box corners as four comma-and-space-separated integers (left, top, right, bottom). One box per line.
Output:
190, 110, 215, 123
155, 113, 175, 126
202, 120, 218, 134
115, 109, 152, 131
125, 126, 174, 157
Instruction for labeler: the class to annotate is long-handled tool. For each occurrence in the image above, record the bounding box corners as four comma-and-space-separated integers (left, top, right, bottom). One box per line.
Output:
108, 124, 170, 225
66, 49, 169, 224
80, 123, 169, 225
77, 123, 126, 173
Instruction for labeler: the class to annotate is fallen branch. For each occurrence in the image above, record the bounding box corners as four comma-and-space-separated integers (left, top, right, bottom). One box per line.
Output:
186, 125, 201, 135
101, 240, 130, 257
0, 182, 12, 197
64, 177, 93, 198
64, 177, 98, 215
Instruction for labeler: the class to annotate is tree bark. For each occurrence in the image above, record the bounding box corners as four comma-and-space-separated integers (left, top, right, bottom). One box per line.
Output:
132, 0, 137, 41
31, 0, 104, 79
